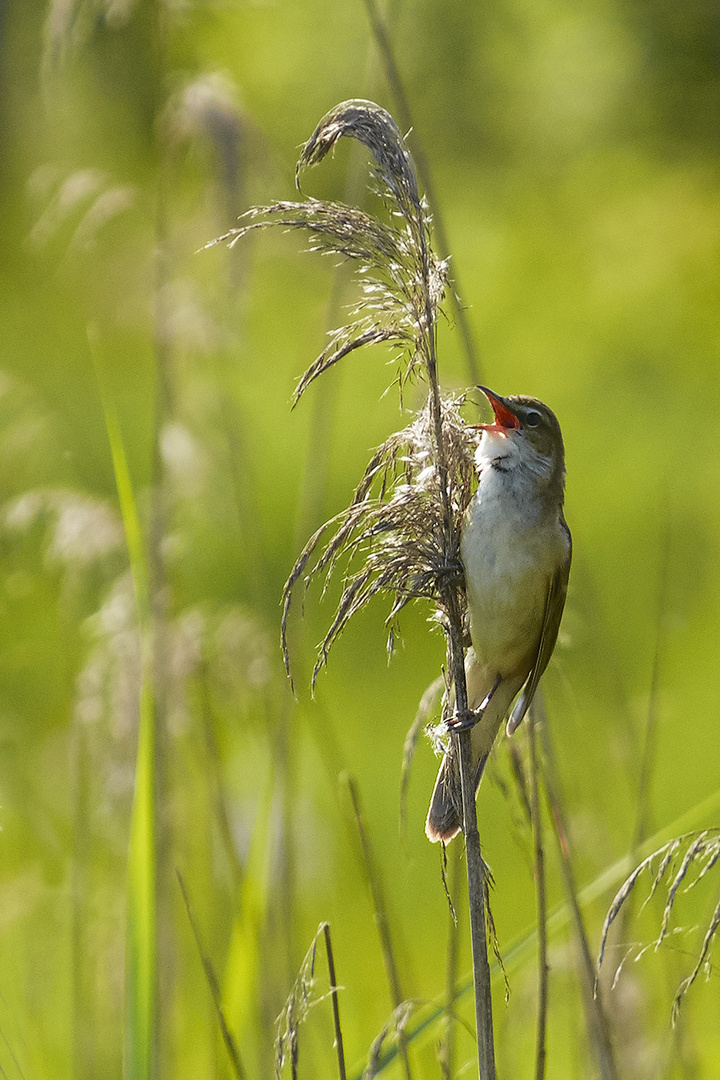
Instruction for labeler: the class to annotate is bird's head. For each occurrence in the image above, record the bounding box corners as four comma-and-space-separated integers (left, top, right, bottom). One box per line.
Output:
474, 386, 566, 495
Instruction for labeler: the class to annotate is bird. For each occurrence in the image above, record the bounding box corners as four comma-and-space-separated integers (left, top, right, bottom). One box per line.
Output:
425, 387, 571, 844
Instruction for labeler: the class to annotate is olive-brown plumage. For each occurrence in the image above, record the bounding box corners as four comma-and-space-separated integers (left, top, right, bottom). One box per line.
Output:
426, 388, 571, 843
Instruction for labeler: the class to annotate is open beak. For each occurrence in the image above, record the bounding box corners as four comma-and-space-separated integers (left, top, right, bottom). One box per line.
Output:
474, 386, 520, 436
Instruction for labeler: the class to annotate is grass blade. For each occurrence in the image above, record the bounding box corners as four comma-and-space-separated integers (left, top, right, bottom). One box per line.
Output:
343, 774, 413, 1080
176, 872, 247, 1080
90, 329, 156, 1080
221, 768, 274, 1062
322, 923, 347, 1080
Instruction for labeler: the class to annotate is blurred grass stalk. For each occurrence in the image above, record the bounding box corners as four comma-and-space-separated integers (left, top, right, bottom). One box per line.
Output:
221, 764, 274, 1065
344, 774, 414, 1080
361, 0, 481, 387
527, 704, 548, 1080
89, 329, 158, 1080
176, 871, 247, 1080
536, 694, 619, 1080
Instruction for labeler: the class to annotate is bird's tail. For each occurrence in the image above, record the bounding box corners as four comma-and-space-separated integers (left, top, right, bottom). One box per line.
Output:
424, 651, 523, 844
425, 742, 488, 844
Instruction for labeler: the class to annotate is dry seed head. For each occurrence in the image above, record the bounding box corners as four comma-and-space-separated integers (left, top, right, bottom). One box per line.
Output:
206, 100, 447, 405
281, 394, 477, 688
208, 101, 473, 707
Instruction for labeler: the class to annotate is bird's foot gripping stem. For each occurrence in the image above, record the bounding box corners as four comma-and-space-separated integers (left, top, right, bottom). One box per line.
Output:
446, 674, 502, 733
446, 707, 481, 732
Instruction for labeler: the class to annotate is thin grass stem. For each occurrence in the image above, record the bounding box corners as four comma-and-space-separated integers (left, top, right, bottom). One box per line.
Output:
322, 924, 348, 1080
197, 660, 244, 892
409, 120, 496, 1075
538, 698, 619, 1080
630, 507, 671, 858
176, 872, 248, 1080
528, 703, 548, 1080
344, 774, 414, 1080
414, 109, 495, 1076
71, 722, 94, 1080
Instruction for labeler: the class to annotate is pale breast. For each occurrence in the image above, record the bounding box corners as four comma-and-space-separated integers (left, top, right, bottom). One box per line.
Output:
460, 471, 567, 676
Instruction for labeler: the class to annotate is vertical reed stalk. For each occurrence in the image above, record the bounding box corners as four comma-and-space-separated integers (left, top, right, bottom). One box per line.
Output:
176, 872, 247, 1080
71, 722, 95, 1080
417, 165, 496, 1080
212, 98, 498, 1077
147, 3, 184, 1071
322, 924, 348, 1080
528, 704, 548, 1080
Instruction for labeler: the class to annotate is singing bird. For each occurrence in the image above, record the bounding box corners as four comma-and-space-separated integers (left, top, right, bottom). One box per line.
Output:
426, 387, 571, 844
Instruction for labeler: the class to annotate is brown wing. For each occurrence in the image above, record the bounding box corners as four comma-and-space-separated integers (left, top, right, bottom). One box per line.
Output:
506, 525, 571, 734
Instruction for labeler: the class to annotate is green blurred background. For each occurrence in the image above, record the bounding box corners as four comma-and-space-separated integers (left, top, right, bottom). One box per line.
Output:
1, 0, 720, 1077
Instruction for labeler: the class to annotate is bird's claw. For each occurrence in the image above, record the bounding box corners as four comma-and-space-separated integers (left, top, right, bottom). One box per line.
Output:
447, 675, 502, 733
446, 707, 481, 733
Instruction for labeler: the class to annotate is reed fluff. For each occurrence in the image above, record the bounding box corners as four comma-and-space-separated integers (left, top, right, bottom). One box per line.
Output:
209, 101, 448, 404
210, 98, 498, 1078
281, 393, 477, 689
208, 99, 478, 685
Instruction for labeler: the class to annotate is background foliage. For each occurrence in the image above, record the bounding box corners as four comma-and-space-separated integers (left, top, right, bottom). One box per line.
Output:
1, 0, 720, 1077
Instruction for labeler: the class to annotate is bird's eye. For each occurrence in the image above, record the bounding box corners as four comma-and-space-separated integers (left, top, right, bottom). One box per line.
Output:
525, 410, 542, 428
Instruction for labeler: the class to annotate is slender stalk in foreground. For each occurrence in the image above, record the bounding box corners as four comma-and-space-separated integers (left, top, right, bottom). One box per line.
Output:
345, 775, 413, 1080
442, 569, 495, 1078
528, 703, 548, 1080
90, 331, 157, 1080
322, 924, 348, 1080
417, 138, 495, 1080
176, 872, 247, 1080
538, 699, 618, 1080
274, 923, 350, 1078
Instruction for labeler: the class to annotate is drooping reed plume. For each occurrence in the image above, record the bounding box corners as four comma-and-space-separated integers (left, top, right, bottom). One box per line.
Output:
281, 394, 476, 690
597, 828, 720, 1022
208, 99, 482, 696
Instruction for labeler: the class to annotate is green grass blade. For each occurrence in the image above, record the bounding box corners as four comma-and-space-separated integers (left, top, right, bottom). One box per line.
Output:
90, 331, 156, 1080
222, 768, 274, 1060
125, 674, 157, 1080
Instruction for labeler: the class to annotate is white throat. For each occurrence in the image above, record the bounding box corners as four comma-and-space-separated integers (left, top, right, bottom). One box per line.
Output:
475, 430, 554, 505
